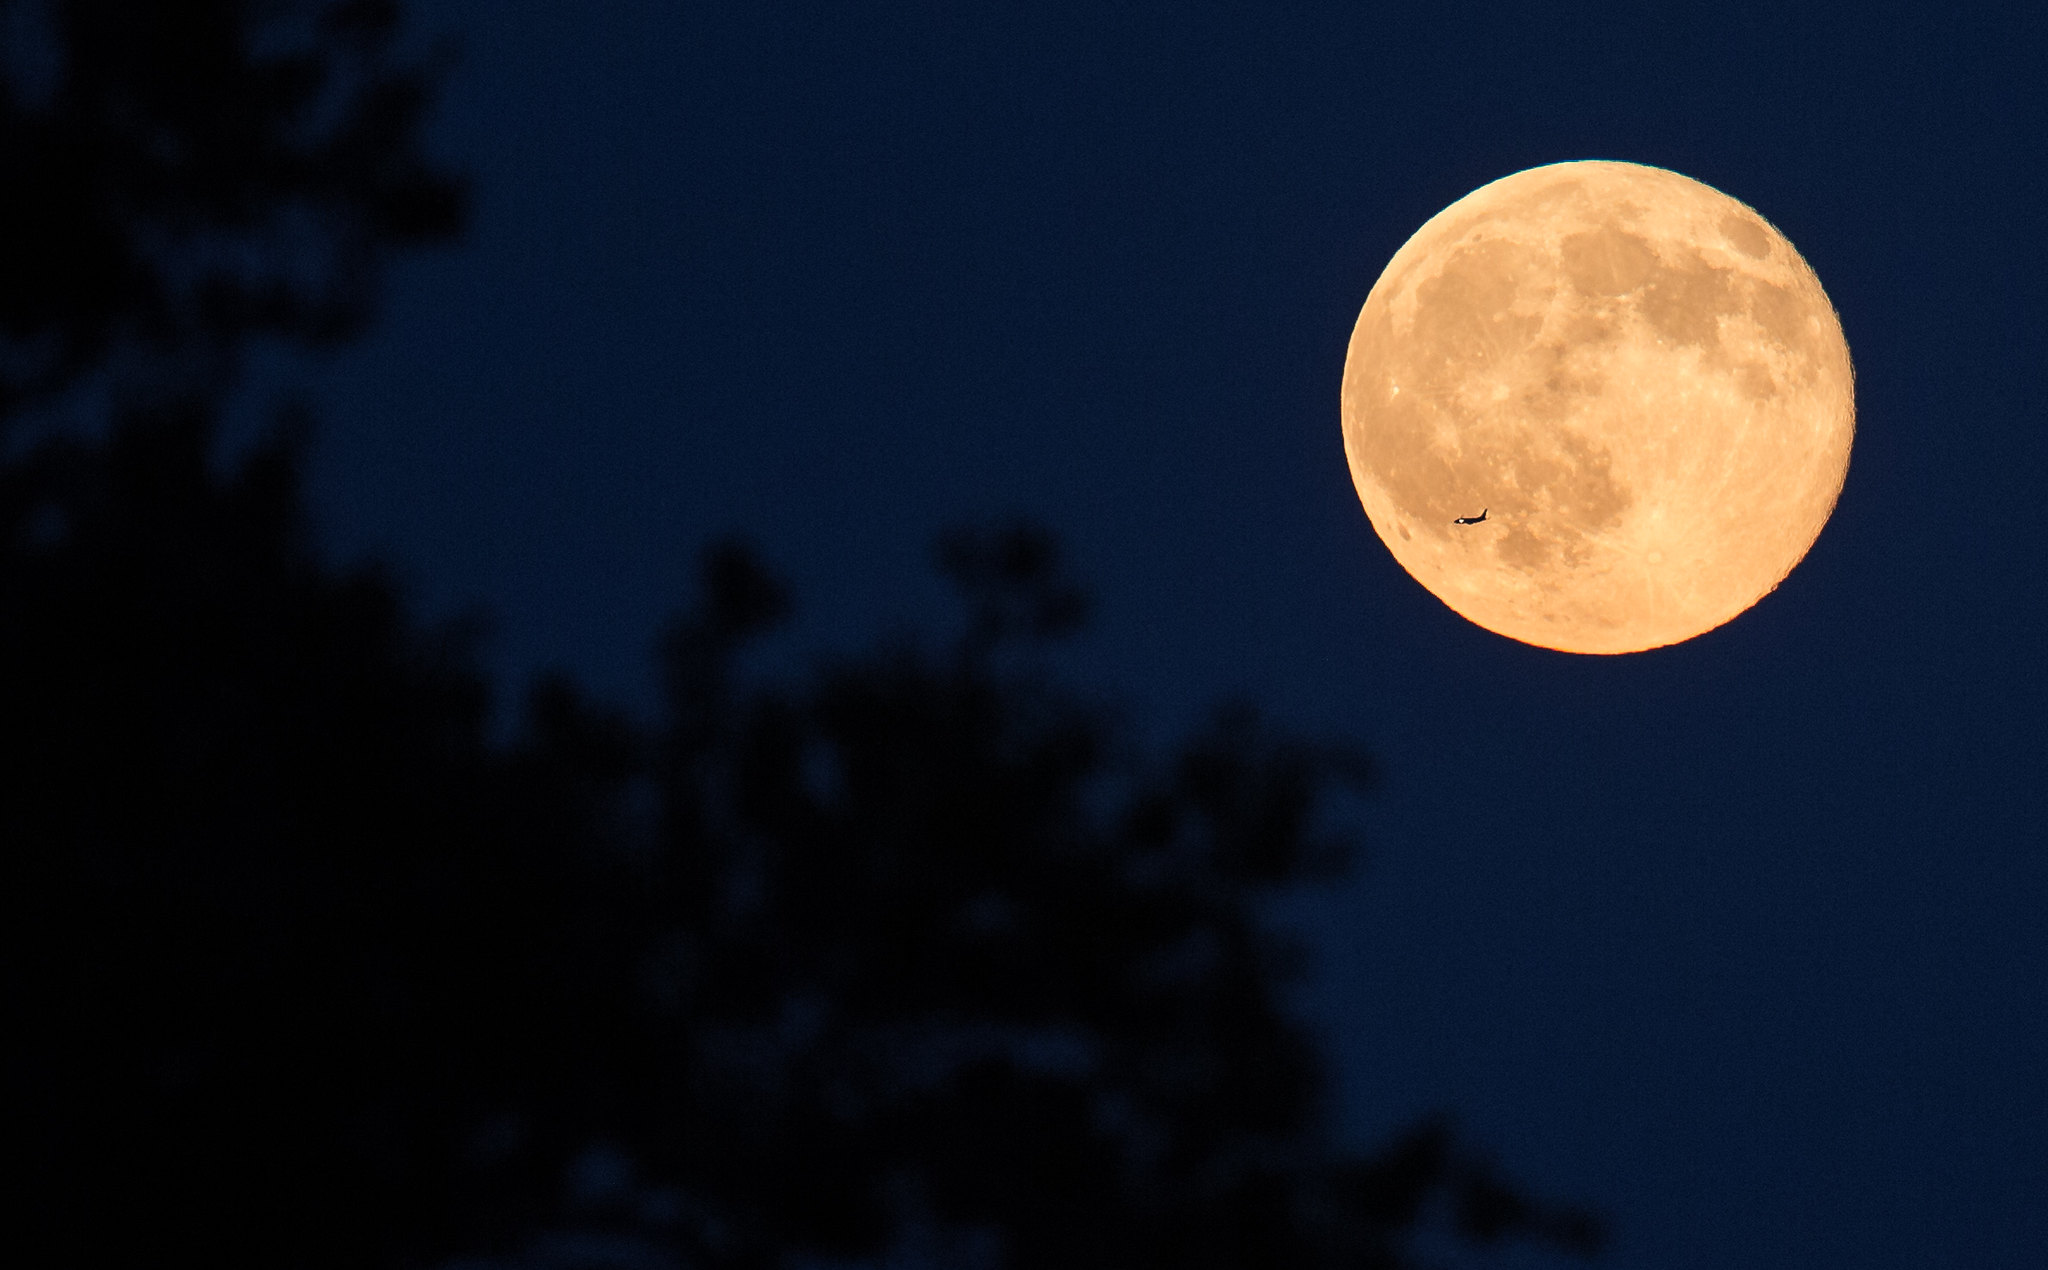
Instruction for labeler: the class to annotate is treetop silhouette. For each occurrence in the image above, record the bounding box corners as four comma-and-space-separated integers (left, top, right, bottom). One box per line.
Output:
0, 0, 463, 424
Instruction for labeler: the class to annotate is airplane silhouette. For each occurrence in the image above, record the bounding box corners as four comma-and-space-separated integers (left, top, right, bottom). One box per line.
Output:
1453, 508, 1489, 525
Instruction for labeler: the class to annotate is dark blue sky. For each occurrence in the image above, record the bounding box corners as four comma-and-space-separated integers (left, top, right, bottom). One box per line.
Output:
288, 2, 2043, 1265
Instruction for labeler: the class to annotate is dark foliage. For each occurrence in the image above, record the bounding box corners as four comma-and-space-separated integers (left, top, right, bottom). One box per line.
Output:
0, 3, 1606, 1267
3, 432, 1603, 1267
3, 401, 635, 1265
612, 527, 1606, 1270
0, 0, 463, 423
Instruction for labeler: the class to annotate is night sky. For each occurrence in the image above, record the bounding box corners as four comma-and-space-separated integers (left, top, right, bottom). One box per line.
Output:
283, 2, 2044, 1266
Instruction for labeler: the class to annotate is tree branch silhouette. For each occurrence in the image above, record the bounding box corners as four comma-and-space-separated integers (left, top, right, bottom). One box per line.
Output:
0, 0, 463, 424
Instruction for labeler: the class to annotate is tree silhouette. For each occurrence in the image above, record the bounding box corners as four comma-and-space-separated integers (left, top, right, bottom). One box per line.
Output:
603, 527, 1606, 1270
4, 401, 628, 1265
0, 4, 1606, 1268
0, 0, 462, 424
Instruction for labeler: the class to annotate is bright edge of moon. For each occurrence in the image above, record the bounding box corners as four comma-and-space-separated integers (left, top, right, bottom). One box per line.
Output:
1340, 160, 1854, 654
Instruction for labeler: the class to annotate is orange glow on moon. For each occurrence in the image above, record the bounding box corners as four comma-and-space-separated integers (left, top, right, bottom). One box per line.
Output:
1341, 161, 1854, 653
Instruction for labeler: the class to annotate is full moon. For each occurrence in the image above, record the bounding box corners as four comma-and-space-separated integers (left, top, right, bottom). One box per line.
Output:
1341, 161, 1853, 653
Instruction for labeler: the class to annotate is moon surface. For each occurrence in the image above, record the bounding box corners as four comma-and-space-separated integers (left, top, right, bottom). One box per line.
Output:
1340, 161, 1853, 653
